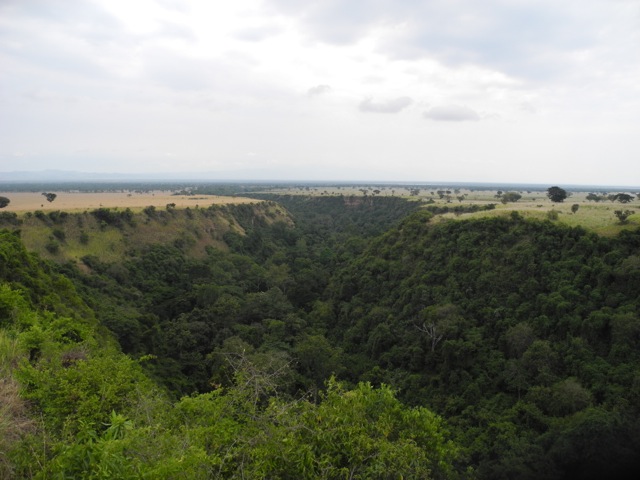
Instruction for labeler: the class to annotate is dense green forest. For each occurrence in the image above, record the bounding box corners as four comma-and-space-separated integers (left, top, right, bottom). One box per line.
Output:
2, 195, 640, 478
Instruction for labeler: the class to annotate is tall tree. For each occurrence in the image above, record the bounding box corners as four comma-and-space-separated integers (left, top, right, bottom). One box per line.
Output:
612, 193, 634, 203
546, 186, 568, 203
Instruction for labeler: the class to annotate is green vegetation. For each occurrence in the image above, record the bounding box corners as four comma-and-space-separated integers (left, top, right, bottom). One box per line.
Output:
2, 185, 640, 478
500, 191, 522, 203
615, 209, 636, 224
42, 192, 57, 203
547, 186, 568, 203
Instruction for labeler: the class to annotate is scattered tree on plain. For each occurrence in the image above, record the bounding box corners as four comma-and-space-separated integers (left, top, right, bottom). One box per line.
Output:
546, 186, 568, 203
611, 193, 634, 203
571, 204, 580, 214
501, 192, 522, 204
0, 196, 9, 208
614, 209, 635, 224
42, 192, 57, 203
586, 193, 606, 202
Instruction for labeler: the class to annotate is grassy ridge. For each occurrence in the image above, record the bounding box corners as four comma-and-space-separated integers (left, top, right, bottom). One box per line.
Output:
1, 202, 291, 265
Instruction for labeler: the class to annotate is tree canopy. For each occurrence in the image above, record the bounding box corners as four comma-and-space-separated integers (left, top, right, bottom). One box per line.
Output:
42, 192, 57, 203
612, 193, 634, 203
3, 194, 640, 478
546, 186, 568, 202
500, 191, 522, 203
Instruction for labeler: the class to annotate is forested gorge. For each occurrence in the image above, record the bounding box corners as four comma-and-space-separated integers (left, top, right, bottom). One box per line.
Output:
1, 196, 640, 478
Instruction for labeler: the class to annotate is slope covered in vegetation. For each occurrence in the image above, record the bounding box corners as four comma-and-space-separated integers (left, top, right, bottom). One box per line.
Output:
2, 196, 640, 478
325, 211, 640, 478
0, 199, 460, 478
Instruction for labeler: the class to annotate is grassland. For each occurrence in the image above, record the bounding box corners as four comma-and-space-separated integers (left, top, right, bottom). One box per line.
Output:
432, 190, 640, 236
0, 191, 256, 213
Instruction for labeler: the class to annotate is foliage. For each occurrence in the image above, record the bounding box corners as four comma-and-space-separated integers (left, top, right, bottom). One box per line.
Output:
586, 193, 607, 202
614, 209, 635, 224
546, 186, 568, 203
0, 196, 10, 208
91, 207, 136, 228
500, 192, 522, 203
425, 204, 496, 215
611, 193, 634, 203
0, 211, 20, 225
3, 193, 640, 478
42, 192, 57, 203
325, 213, 640, 477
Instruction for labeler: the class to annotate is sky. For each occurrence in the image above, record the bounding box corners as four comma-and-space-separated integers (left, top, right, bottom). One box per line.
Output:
1, 0, 640, 186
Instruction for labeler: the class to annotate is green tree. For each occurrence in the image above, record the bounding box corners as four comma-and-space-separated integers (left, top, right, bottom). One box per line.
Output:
0, 196, 10, 208
546, 186, 568, 203
614, 209, 635, 224
42, 192, 57, 203
612, 193, 634, 203
571, 204, 580, 214
417, 304, 466, 352
501, 192, 522, 204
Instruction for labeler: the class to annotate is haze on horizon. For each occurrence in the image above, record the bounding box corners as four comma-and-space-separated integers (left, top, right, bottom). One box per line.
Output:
1, 0, 639, 186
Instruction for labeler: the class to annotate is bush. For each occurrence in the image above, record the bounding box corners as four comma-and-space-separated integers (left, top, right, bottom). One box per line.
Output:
547, 209, 560, 221
45, 240, 60, 255
90, 208, 135, 229
34, 211, 48, 223
52, 229, 66, 242
48, 211, 68, 224
0, 212, 20, 225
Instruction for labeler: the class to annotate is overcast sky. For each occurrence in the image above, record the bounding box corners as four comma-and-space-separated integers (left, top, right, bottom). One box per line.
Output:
1, 0, 640, 185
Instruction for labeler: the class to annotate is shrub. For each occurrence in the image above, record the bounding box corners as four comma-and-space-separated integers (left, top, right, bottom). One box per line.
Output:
45, 240, 60, 255
52, 229, 66, 242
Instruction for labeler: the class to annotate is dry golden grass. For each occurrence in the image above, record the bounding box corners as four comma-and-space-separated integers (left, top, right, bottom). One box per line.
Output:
0, 191, 257, 213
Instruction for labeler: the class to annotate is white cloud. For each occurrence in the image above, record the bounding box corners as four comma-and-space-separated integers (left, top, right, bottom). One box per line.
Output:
307, 84, 331, 96
359, 96, 413, 113
234, 25, 283, 42
423, 105, 480, 122
0, 0, 639, 185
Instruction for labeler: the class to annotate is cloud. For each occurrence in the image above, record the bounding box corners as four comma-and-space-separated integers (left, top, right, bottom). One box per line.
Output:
423, 105, 480, 122
235, 25, 283, 42
359, 96, 413, 113
519, 102, 537, 114
155, 22, 197, 42
264, 0, 384, 44
264, 0, 610, 82
307, 84, 331, 96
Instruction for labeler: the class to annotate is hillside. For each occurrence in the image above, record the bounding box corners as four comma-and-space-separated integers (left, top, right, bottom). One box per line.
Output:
2, 196, 640, 478
0, 201, 290, 264
325, 211, 640, 478
0, 201, 460, 479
